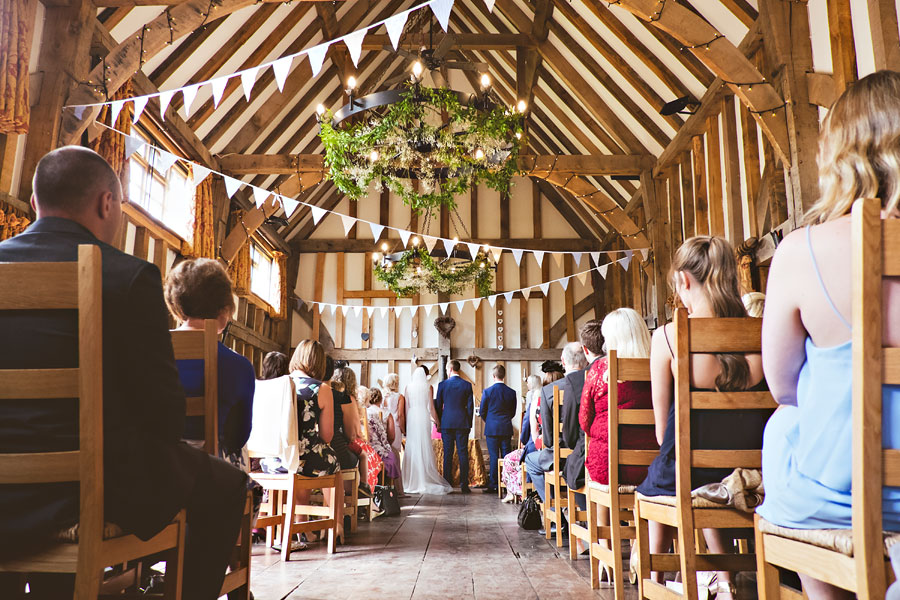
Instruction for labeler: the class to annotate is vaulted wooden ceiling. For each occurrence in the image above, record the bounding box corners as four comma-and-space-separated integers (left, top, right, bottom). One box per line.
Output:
93, 0, 758, 248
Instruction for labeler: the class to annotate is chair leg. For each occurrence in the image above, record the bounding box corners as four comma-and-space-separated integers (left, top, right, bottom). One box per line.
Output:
544, 479, 553, 540
555, 483, 565, 547
634, 500, 651, 600
282, 479, 297, 562
587, 494, 600, 589
567, 486, 578, 560
755, 514, 781, 600
676, 518, 699, 600
610, 503, 625, 600
163, 510, 186, 600
327, 475, 339, 554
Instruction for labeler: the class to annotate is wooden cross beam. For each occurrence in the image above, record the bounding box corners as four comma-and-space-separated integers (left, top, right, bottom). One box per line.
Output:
292, 238, 604, 253
216, 154, 654, 176
361, 33, 532, 50
94, 0, 339, 4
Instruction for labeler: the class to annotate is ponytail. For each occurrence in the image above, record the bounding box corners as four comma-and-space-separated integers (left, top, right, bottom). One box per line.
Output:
670, 236, 751, 391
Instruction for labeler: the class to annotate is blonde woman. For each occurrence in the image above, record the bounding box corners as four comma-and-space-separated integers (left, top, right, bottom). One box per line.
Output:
382, 373, 406, 496
500, 374, 542, 503
758, 71, 900, 600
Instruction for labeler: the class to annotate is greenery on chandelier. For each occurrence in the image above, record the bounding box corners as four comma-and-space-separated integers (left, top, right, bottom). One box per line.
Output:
318, 85, 524, 214
374, 247, 495, 298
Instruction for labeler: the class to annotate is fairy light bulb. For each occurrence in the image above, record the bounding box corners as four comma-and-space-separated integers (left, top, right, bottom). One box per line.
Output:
517, 99, 527, 113
370, 149, 379, 162
515, 132, 522, 140
411, 236, 419, 246
453, 236, 459, 243
347, 75, 357, 90
412, 61, 423, 79
373, 252, 381, 261
316, 103, 325, 116
480, 73, 491, 89
381, 242, 389, 252
474, 148, 485, 160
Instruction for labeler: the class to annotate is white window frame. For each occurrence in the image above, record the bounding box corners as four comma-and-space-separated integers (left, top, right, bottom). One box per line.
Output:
250, 241, 280, 312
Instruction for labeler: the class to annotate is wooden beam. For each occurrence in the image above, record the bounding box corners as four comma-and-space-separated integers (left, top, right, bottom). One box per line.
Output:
642, 170, 668, 326
293, 238, 605, 253
706, 114, 725, 237
362, 33, 530, 49
148, 14, 229, 86
229, 319, 282, 354
868, 0, 900, 71
806, 72, 837, 108
691, 135, 708, 236
720, 0, 758, 27
95, 0, 336, 5
826, 0, 857, 95
218, 153, 654, 176
721, 95, 745, 244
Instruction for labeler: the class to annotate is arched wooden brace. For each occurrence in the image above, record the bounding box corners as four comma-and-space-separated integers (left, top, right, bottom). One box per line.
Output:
60, 0, 259, 146
614, 0, 791, 165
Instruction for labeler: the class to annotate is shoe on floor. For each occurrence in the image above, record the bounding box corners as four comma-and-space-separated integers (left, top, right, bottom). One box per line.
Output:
272, 539, 308, 552
460, 486, 471, 494
501, 493, 516, 503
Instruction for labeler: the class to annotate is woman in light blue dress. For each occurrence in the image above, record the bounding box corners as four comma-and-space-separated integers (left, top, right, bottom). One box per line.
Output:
759, 70, 900, 600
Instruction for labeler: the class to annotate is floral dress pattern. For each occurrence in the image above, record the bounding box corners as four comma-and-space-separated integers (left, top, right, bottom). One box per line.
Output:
294, 375, 340, 476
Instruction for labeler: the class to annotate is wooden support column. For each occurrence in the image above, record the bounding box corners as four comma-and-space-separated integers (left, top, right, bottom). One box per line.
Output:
19, 0, 95, 201
312, 253, 325, 340
679, 152, 694, 238
868, 0, 900, 71
706, 114, 725, 237
739, 102, 762, 238
335, 253, 345, 348
133, 227, 151, 262
826, 0, 857, 95
564, 255, 575, 341
721, 95, 745, 244
691, 135, 708, 236
668, 166, 683, 248
643, 170, 670, 327
541, 260, 550, 348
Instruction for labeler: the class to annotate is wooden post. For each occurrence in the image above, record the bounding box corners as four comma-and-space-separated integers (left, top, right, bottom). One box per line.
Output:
721, 95, 745, 244
643, 170, 669, 327
739, 102, 762, 238
668, 166, 683, 248
706, 113, 725, 237
679, 152, 694, 238
312, 253, 325, 340
826, 0, 857, 95
564, 255, 575, 341
335, 253, 345, 348
691, 135, 708, 236
868, 0, 900, 71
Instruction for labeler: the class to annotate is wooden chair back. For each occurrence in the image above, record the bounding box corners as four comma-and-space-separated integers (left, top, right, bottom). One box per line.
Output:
552, 385, 572, 474
0, 245, 103, 588
607, 351, 655, 494
851, 197, 900, 597
170, 320, 218, 455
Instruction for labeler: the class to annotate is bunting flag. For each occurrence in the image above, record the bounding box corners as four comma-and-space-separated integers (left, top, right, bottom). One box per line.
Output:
487, 295, 497, 307
539, 282, 550, 296
210, 77, 228, 107
192, 164, 211, 187
341, 214, 356, 236
353, 305, 363, 317
641, 248, 650, 261
484, 0, 495, 12
503, 291, 514, 304
181, 84, 200, 117
466, 242, 480, 258
366, 305, 376, 317
512, 249, 524, 266
252, 186, 270, 208
272, 56, 293, 92
599, 264, 609, 279
398, 228, 412, 247
153, 150, 178, 174
577, 272, 588, 286
533, 250, 545, 266
622, 250, 633, 271
560, 277, 570, 291
159, 90, 176, 120
379, 306, 389, 318
430, 0, 453, 32
490, 246, 503, 263
442, 238, 456, 256
311, 205, 327, 225
307, 43, 329, 77
123, 136, 144, 160
369, 222, 385, 241
455, 300, 466, 312
224, 176, 242, 199
132, 96, 148, 124
439, 302, 449, 314
552, 252, 563, 268
423, 235, 438, 253
385, 11, 408, 50
571, 252, 583, 267
73, 106, 85, 120
241, 67, 260, 102
281, 196, 300, 217
590, 251, 601, 266
110, 100, 125, 125
472, 297, 482, 310
522, 287, 531, 300
344, 29, 366, 67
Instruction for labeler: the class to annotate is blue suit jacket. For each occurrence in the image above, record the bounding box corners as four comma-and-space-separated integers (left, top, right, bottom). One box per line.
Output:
480, 382, 517, 437
435, 375, 474, 431
520, 398, 533, 446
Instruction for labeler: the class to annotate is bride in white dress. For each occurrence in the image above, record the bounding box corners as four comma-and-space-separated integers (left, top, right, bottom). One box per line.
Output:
402, 365, 452, 495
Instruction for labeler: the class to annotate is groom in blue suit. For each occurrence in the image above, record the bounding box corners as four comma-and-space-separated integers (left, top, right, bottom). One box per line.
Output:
480, 364, 518, 493
435, 359, 474, 493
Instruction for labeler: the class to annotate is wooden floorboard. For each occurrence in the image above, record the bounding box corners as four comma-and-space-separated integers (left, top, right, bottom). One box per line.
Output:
247, 491, 635, 600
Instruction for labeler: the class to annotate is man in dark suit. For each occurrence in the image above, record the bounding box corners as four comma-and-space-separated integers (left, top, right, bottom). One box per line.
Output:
524, 342, 587, 509
479, 364, 518, 493
0, 147, 246, 599
435, 359, 474, 492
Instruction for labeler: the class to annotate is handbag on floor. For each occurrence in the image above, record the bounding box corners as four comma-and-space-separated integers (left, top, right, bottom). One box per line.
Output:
518, 490, 542, 530
373, 484, 401, 516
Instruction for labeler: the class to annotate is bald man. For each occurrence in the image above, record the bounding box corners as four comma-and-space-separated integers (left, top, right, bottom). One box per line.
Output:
0, 147, 246, 599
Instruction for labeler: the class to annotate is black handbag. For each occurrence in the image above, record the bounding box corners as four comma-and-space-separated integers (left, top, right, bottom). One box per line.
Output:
373, 484, 401, 516
517, 490, 543, 530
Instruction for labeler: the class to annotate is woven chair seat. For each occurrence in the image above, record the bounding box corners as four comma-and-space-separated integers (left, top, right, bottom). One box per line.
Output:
588, 481, 637, 494
635, 491, 730, 509
55, 522, 125, 543
757, 516, 900, 557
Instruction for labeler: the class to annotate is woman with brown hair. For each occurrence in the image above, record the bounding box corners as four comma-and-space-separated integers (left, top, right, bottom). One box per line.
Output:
636, 236, 768, 598
758, 71, 900, 600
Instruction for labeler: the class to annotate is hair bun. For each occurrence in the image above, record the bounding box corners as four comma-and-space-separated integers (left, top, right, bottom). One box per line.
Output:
334, 360, 349, 369
541, 360, 563, 374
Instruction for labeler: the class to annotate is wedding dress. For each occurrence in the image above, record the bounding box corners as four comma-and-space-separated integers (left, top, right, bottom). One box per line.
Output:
402, 368, 451, 495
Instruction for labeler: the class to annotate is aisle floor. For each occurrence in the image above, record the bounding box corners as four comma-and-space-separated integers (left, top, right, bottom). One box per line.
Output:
247, 491, 637, 600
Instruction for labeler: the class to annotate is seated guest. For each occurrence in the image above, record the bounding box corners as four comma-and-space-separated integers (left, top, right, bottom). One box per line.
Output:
637, 236, 767, 599
0, 147, 246, 599
524, 342, 588, 514
580, 308, 656, 565
501, 374, 542, 503
323, 357, 360, 474
250, 351, 298, 479
480, 364, 518, 494
758, 70, 900, 600
332, 366, 382, 491
381, 373, 406, 496
365, 388, 401, 481
261, 350, 289, 380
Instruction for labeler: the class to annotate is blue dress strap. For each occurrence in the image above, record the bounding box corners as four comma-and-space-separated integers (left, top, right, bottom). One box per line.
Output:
806, 225, 851, 330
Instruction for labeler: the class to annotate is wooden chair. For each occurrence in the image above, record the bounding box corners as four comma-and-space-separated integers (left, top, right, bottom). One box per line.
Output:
170, 323, 250, 599
755, 197, 899, 598
634, 309, 776, 600
0, 245, 186, 598
543, 385, 571, 547
341, 468, 359, 533
580, 352, 655, 594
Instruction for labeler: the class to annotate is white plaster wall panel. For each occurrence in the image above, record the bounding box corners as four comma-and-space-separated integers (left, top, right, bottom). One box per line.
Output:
370, 362, 389, 390
292, 311, 312, 345
395, 302, 412, 348
504, 298, 521, 348
477, 183, 501, 238
731, 95, 751, 237
807, 0, 833, 74
110, 7, 166, 44
453, 302, 476, 348
370, 298, 390, 348
535, 80, 615, 155
540, 197, 577, 238
685, 0, 749, 45
848, 1, 875, 77
527, 299, 544, 349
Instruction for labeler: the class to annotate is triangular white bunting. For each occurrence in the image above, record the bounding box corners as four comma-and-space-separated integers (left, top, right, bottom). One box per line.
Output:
466, 242, 480, 258
512, 249, 524, 266
341, 305, 350, 316
318, 303, 326, 314
398, 229, 412, 247
439, 302, 449, 314
211, 77, 228, 107
181, 84, 200, 117
311, 205, 326, 224
341, 214, 356, 236
123, 136, 144, 160
599, 264, 609, 279
423, 236, 438, 253
503, 291, 514, 304
240, 67, 260, 102
490, 247, 503, 263
577, 272, 588, 285
159, 90, 175, 120
379, 306, 389, 319
442, 238, 456, 256
353, 305, 362, 317
306, 43, 329, 77
224, 176, 242, 199
560, 277, 570, 291
455, 300, 466, 312
539, 282, 550, 296
533, 250, 545, 266
132, 97, 149, 124
571, 252, 583, 267
369, 222, 385, 241
522, 288, 531, 300
252, 187, 270, 208
641, 248, 650, 261
484, 0, 495, 13
73, 106, 85, 120
281, 196, 300, 217
192, 164, 211, 187
472, 297, 482, 310
487, 295, 497, 307
110, 100, 125, 125
366, 305, 376, 317
590, 251, 601, 266
430, 0, 453, 32
343, 29, 366, 67
622, 250, 633, 271
552, 253, 563, 268
272, 56, 292, 92
385, 11, 408, 50
153, 150, 178, 174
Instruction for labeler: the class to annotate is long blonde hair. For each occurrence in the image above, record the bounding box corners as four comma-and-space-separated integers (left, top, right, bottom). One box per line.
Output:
671, 236, 750, 391
807, 70, 900, 224
601, 308, 651, 358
